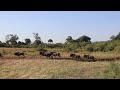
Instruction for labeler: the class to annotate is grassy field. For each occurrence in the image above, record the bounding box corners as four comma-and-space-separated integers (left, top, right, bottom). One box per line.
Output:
0, 48, 120, 79
0, 59, 120, 79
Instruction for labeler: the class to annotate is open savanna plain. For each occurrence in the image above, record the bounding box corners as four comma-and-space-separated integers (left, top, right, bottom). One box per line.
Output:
0, 48, 120, 79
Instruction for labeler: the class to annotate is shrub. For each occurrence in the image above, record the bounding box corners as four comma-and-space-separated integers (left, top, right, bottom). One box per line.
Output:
85, 44, 94, 52
94, 43, 106, 52
114, 46, 120, 53
105, 44, 115, 51
65, 43, 78, 52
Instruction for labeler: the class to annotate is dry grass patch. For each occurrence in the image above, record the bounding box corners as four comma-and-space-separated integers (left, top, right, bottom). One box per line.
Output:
0, 59, 119, 79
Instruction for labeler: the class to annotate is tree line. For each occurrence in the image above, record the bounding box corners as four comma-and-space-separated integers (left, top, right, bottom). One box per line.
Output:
0, 32, 120, 53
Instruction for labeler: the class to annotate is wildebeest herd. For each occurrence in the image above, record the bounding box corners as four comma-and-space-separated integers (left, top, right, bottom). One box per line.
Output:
1, 49, 120, 62
0, 49, 96, 62
39, 50, 61, 59
70, 53, 96, 62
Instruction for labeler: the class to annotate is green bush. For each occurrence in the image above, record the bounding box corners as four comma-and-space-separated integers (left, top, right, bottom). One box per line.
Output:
114, 46, 120, 53
65, 43, 78, 52
85, 44, 94, 52
105, 44, 115, 51
54, 43, 63, 48
94, 43, 106, 52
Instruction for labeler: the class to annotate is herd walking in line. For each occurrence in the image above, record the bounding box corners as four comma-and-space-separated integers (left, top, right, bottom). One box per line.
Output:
1, 49, 120, 62
0, 49, 96, 62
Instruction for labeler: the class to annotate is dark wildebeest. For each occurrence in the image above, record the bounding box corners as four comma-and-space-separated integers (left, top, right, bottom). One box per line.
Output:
39, 50, 48, 56
70, 54, 76, 58
14, 52, 26, 58
39, 51, 46, 56
44, 51, 53, 59
0, 53, 3, 59
70, 53, 81, 60
83, 55, 89, 59
83, 54, 95, 61
51, 52, 61, 58
39, 50, 53, 59
75, 55, 81, 60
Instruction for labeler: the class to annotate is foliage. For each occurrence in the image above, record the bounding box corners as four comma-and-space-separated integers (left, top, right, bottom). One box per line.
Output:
48, 39, 53, 44
65, 36, 73, 43
64, 43, 78, 52
85, 44, 94, 52
5, 34, 19, 46
77, 35, 91, 42
54, 43, 63, 48
25, 38, 31, 45
94, 42, 106, 52
110, 32, 120, 40
33, 33, 41, 45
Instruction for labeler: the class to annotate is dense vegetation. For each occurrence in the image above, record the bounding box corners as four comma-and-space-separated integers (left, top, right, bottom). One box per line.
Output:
0, 32, 120, 53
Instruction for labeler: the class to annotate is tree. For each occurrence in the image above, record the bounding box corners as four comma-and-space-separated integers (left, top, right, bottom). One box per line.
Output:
110, 32, 120, 40
48, 39, 53, 44
18, 41, 22, 45
33, 33, 41, 45
5, 34, 19, 46
0, 41, 2, 44
25, 38, 31, 45
77, 35, 91, 42
65, 36, 73, 43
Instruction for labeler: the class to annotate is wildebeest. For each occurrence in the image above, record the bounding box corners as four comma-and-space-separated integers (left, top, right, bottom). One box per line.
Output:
14, 52, 26, 58
39, 49, 48, 56
83, 54, 95, 61
0, 53, 3, 59
83, 55, 89, 59
39, 50, 61, 59
70, 53, 81, 60
39, 51, 53, 59
39, 51, 46, 56
75, 55, 81, 60
44, 51, 54, 59
70, 54, 76, 58
51, 52, 61, 58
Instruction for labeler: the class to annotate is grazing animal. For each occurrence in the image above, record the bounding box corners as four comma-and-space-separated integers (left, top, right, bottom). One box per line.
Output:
83, 54, 95, 61
51, 52, 61, 58
39, 51, 46, 56
70, 54, 76, 58
75, 55, 81, 60
44, 52, 53, 59
83, 55, 89, 59
89, 56, 95, 60
0, 53, 3, 59
14, 52, 25, 58
39, 50, 54, 59
70, 53, 81, 60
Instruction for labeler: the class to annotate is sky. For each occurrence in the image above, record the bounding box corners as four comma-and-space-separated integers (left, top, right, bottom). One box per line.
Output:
0, 11, 120, 43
